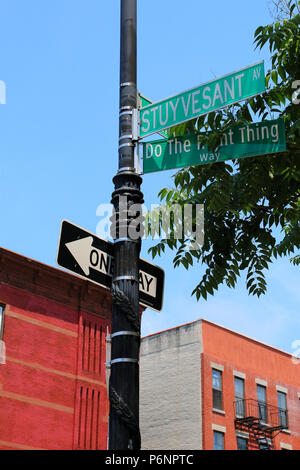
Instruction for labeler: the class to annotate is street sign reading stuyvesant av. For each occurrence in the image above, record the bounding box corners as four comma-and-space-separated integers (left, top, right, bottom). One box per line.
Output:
57, 220, 164, 312
138, 93, 169, 139
143, 119, 286, 174
139, 61, 265, 138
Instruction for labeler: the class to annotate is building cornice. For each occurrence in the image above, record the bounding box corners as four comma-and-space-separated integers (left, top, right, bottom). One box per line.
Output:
0, 246, 115, 318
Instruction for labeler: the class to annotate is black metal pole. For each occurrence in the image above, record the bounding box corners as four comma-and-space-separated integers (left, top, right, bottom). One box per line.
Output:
109, 0, 143, 450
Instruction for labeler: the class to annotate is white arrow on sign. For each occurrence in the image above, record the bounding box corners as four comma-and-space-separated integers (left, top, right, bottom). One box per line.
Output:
66, 236, 157, 298
66, 236, 114, 277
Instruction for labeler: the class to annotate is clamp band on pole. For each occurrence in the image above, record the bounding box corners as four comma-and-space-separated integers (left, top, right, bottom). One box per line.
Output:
119, 110, 133, 117
111, 358, 139, 365
119, 134, 133, 141
114, 237, 139, 244
119, 142, 134, 150
111, 331, 140, 338
117, 167, 136, 173
120, 82, 136, 88
120, 105, 132, 111
112, 275, 139, 283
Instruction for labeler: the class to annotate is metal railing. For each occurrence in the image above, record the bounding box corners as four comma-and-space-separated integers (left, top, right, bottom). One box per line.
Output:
234, 398, 288, 430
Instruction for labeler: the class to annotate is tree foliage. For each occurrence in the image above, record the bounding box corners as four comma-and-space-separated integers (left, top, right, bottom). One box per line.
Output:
148, 0, 300, 301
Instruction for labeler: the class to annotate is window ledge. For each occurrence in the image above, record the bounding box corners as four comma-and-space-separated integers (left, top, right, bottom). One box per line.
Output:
281, 429, 291, 434
212, 408, 225, 415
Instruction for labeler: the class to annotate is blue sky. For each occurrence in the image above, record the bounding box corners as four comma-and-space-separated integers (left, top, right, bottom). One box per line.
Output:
0, 0, 299, 356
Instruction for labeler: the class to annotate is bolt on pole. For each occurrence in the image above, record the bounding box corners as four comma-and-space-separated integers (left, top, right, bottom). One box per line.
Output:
109, 0, 143, 450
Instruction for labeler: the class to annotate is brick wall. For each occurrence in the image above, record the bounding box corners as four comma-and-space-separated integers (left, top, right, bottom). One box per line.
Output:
0, 248, 111, 450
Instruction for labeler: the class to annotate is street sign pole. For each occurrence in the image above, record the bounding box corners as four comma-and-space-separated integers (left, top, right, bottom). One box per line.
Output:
109, 0, 143, 450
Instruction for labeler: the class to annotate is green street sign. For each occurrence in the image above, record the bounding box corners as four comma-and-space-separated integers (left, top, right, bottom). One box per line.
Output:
143, 119, 286, 174
138, 93, 169, 139
140, 61, 265, 138
138, 94, 153, 110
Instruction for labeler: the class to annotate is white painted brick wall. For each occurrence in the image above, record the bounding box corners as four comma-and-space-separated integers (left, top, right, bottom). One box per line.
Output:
140, 321, 203, 450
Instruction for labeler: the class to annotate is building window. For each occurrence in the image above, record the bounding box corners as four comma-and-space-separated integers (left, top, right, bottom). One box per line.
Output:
213, 431, 224, 450
212, 369, 223, 410
280, 442, 292, 450
234, 377, 245, 417
257, 384, 267, 423
0, 304, 5, 339
277, 391, 288, 428
258, 439, 270, 450
237, 436, 248, 450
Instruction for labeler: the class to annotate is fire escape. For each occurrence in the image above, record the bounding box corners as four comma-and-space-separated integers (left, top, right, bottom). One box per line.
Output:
234, 399, 289, 450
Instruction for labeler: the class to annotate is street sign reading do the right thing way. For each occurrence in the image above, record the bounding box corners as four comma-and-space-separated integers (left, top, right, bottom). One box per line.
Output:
143, 118, 286, 174
139, 61, 265, 138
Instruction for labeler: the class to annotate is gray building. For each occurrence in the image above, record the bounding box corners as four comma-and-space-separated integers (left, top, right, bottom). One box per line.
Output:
140, 320, 203, 450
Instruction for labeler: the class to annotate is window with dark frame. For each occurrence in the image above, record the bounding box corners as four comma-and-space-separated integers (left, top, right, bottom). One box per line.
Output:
277, 391, 288, 428
234, 377, 245, 417
257, 384, 268, 423
0, 304, 5, 340
212, 368, 223, 411
237, 436, 248, 450
213, 431, 224, 450
259, 441, 270, 450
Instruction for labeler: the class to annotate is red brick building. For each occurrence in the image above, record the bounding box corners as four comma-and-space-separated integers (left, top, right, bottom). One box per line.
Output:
0, 246, 112, 450
201, 320, 300, 450
140, 320, 300, 450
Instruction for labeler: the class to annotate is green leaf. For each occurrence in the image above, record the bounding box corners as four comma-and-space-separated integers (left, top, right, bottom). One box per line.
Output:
271, 70, 278, 85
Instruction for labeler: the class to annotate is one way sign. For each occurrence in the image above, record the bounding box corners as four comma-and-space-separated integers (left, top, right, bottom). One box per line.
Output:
56, 220, 164, 311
